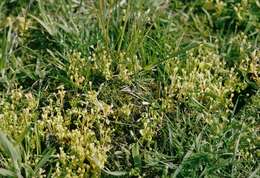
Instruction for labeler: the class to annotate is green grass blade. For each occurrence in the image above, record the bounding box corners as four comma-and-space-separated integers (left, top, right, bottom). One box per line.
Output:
0, 168, 16, 177
34, 148, 55, 173
0, 131, 22, 178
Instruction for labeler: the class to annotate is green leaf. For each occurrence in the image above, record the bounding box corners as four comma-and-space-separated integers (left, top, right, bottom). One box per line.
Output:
102, 169, 127, 176
0, 131, 22, 178
132, 143, 141, 168
22, 164, 35, 178
34, 148, 55, 173
0, 131, 21, 164
29, 14, 56, 36
0, 168, 16, 177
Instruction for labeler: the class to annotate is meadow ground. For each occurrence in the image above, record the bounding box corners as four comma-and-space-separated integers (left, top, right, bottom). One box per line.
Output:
0, 0, 259, 177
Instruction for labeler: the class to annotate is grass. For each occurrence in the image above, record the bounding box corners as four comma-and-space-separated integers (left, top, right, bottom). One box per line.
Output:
0, 0, 259, 177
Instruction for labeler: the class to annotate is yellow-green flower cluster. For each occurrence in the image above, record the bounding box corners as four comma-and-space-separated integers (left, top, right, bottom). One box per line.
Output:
68, 52, 87, 87
0, 88, 37, 139
89, 50, 113, 80
164, 44, 249, 126
203, 0, 225, 15
117, 52, 142, 82
1, 11, 32, 36
139, 108, 163, 142
38, 87, 112, 177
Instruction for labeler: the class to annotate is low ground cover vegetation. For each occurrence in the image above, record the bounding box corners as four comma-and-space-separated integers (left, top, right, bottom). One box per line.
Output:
0, 0, 259, 177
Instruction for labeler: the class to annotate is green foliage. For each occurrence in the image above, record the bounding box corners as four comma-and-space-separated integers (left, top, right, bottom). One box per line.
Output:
0, 0, 259, 177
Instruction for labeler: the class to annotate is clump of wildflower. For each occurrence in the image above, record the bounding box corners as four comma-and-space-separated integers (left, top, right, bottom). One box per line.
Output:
0, 88, 37, 139
139, 107, 163, 143
165, 44, 246, 125
38, 90, 112, 177
90, 50, 113, 80
117, 52, 142, 82
68, 51, 87, 88
2, 14, 32, 36
203, 0, 225, 14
